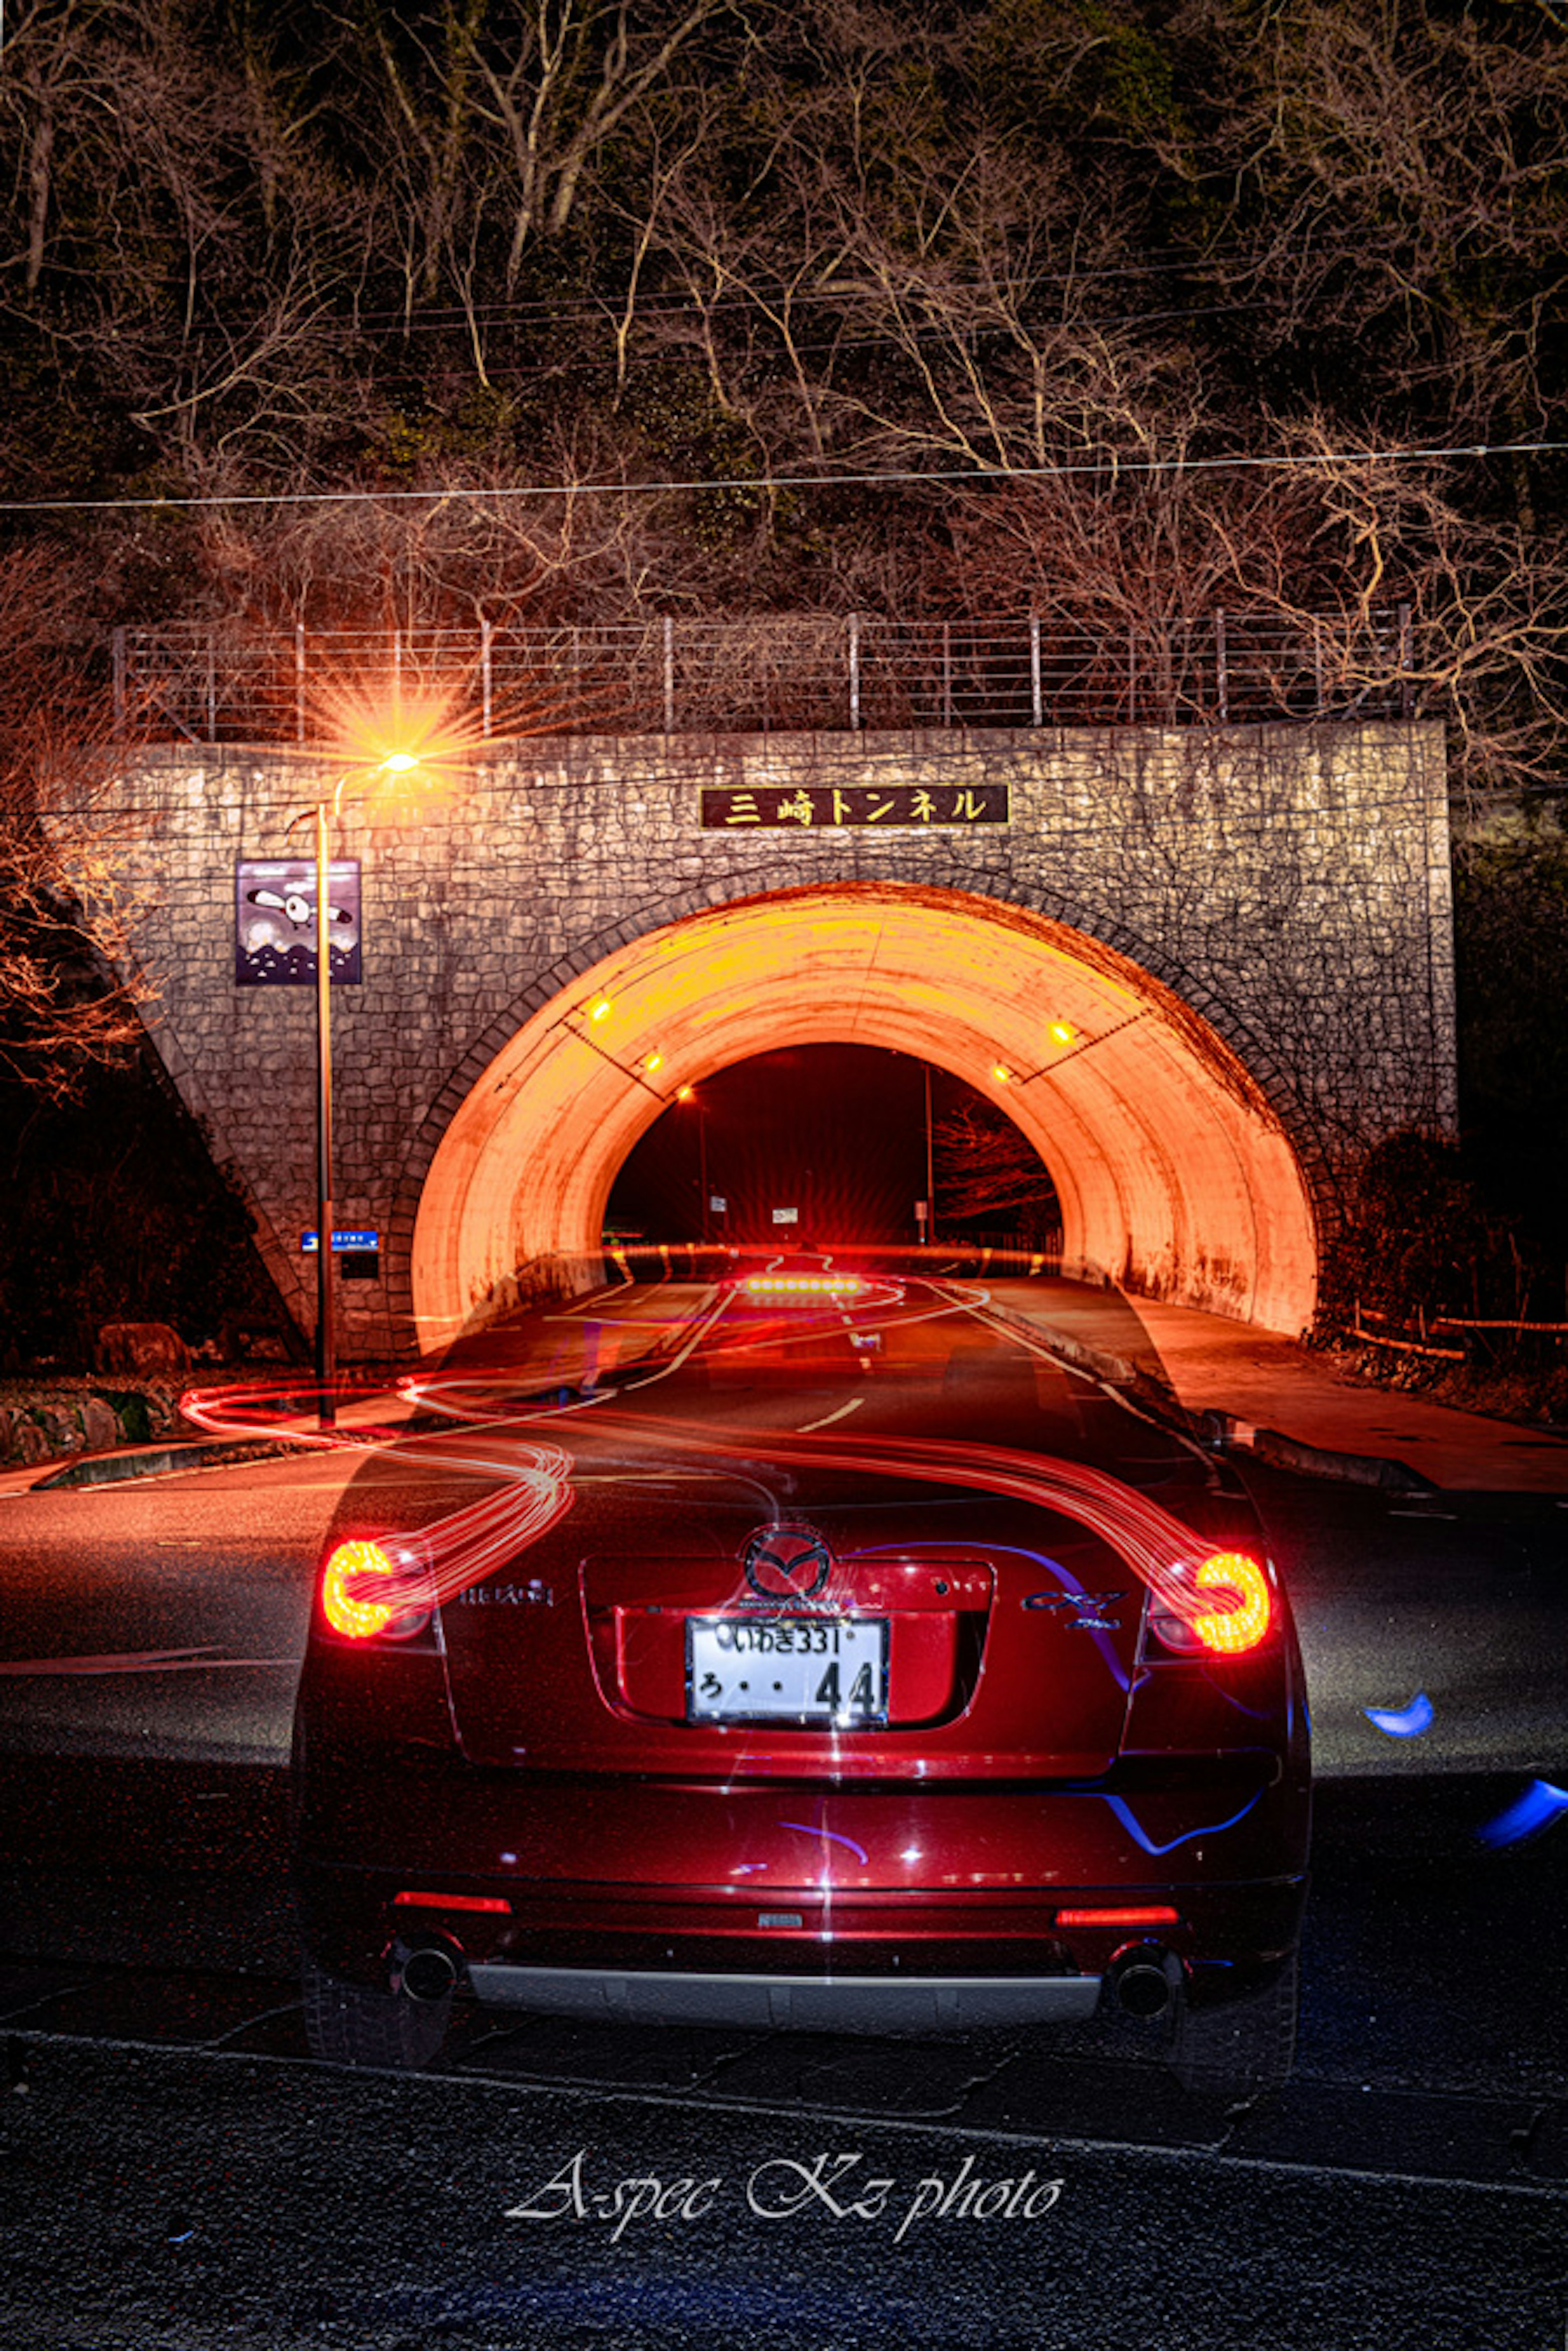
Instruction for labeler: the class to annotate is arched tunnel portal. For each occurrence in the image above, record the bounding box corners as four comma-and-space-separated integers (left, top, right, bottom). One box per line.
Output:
410, 882, 1318, 1342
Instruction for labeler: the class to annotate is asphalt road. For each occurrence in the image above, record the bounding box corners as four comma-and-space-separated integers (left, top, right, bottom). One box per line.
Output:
2, 1275, 1566, 2348
1, 1278, 1564, 1781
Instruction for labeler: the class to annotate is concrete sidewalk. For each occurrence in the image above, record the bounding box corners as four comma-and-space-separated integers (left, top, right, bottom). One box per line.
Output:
1070, 1293, 1568, 1495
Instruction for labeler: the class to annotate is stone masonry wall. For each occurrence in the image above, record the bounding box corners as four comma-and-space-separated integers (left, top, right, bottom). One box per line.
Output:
111, 720, 1454, 1355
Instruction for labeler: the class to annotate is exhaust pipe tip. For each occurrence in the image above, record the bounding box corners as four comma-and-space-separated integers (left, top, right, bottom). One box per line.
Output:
1110, 1949, 1176, 2019
398, 1939, 461, 2003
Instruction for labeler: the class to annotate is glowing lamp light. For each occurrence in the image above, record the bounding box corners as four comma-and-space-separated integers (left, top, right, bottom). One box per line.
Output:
993, 1063, 1013, 1083
393, 1890, 510, 1914
645, 1052, 664, 1074
1048, 1022, 1077, 1047
744, 1274, 864, 1298
1192, 1552, 1272, 1653
321, 1538, 429, 1640
379, 751, 420, 775
590, 998, 612, 1023
1056, 1905, 1180, 1928
677, 1084, 695, 1101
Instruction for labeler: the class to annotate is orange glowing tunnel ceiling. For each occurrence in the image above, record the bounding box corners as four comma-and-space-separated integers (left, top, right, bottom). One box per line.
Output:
411, 882, 1317, 1340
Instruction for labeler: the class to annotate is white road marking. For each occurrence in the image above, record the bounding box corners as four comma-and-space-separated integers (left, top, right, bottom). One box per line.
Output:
795, 1398, 866, 1432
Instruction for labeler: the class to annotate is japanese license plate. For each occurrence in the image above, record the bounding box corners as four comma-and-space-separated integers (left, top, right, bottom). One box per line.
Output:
686, 1615, 889, 1724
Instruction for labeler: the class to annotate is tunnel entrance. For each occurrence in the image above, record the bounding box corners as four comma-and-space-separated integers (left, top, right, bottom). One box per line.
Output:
410, 881, 1317, 1343
604, 1044, 1059, 1251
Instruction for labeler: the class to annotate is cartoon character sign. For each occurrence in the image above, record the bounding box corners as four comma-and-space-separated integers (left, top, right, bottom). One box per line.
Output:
235, 860, 362, 986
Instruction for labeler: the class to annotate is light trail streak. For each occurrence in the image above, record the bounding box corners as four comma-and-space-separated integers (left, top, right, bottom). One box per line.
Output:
179, 1379, 576, 1619
177, 1273, 1241, 1636
779, 1818, 872, 1866
577, 1407, 1266, 1637
1363, 1693, 1435, 1738
1476, 1779, 1568, 1848
0, 1648, 294, 1676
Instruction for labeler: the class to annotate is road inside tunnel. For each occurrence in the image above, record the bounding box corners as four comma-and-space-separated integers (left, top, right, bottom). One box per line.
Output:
604, 1044, 1059, 1250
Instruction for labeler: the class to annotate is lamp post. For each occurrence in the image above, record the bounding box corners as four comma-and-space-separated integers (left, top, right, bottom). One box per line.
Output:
677, 1083, 710, 1243
292, 750, 418, 1429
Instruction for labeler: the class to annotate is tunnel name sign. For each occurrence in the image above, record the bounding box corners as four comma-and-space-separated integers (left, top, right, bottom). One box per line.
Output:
700, 786, 1009, 829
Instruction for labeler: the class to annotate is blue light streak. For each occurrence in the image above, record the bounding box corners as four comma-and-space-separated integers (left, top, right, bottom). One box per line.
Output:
1476, 1780, 1568, 1849
1102, 1790, 1264, 1856
780, 1819, 871, 1865
1362, 1692, 1434, 1738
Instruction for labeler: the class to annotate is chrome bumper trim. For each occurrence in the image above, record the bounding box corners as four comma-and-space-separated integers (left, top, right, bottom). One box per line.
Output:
466, 1963, 1102, 2032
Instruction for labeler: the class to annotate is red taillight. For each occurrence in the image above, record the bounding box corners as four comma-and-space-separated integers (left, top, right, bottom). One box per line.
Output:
393, 1891, 510, 1914
1145, 1549, 1273, 1658
1192, 1551, 1272, 1653
1056, 1906, 1180, 1928
321, 1539, 430, 1640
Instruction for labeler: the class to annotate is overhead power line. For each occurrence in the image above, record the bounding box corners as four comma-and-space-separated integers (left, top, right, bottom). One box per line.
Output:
0, 437, 1562, 518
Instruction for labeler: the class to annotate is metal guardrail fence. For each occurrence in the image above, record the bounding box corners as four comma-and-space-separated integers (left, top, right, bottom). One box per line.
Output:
1350, 1301, 1568, 1363
112, 609, 1414, 746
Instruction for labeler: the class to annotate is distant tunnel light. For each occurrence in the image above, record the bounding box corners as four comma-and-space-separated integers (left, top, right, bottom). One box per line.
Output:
743, 1275, 865, 1298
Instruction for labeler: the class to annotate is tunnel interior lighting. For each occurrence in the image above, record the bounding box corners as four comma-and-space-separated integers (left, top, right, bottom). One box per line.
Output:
743, 1274, 865, 1298
590, 998, 612, 1023
409, 884, 1320, 1344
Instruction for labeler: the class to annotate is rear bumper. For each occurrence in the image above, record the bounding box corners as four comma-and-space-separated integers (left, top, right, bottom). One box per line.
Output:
294, 1749, 1309, 2006
295, 1747, 1307, 1891
466, 1962, 1103, 2032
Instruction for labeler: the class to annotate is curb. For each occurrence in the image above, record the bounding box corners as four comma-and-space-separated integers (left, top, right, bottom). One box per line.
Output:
27, 1436, 314, 1491
962, 1292, 1437, 1494
1223, 1422, 1438, 1496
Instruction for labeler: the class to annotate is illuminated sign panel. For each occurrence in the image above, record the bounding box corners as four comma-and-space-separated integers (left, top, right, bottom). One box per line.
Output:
235, 859, 362, 985
700, 786, 1008, 829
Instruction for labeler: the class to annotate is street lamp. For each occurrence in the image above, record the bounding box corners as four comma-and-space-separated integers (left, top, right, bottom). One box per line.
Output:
290, 750, 419, 1428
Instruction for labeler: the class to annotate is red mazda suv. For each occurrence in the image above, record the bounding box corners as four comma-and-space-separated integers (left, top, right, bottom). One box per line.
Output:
291, 1258, 1310, 2098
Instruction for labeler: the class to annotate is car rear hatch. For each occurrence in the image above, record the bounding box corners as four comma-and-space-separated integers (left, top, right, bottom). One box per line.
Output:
436, 1450, 1146, 1780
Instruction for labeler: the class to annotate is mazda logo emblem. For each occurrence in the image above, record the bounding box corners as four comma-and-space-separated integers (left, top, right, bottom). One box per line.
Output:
742, 1523, 833, 1600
